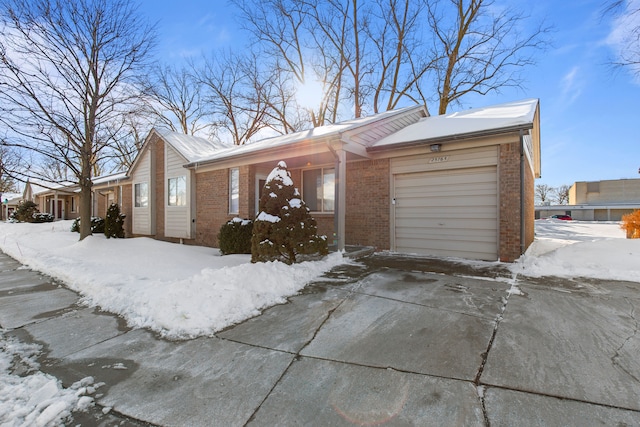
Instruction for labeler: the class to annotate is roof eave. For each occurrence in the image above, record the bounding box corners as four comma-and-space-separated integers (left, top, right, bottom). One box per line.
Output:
366, 123, 535, 153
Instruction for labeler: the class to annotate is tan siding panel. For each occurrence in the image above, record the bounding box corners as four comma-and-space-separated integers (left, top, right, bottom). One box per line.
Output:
132, 151, 151, 235
391, 146, 498, 175
394, 166, 498, 260
164, 146, 191, 239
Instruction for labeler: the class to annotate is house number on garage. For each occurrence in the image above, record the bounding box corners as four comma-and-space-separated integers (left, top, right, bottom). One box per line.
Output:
429, 156, 449, 163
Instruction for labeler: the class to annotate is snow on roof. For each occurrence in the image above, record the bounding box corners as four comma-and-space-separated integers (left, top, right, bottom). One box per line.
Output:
371, 98, 539, 149
92, 172, 127, 185
188, 105, 424, 166
154, 128, 230, 163
27, 179, 77, 195
1, 192, 22, 202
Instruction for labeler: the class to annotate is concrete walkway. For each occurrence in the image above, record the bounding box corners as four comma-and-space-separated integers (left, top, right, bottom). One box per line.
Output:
1, 250, 640, 426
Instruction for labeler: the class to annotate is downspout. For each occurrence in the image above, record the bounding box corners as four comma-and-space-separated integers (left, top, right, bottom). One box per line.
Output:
519, 130, 525, 256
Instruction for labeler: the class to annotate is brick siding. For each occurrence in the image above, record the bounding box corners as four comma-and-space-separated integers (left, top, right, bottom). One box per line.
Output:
345, 159, 390, 250
121, 183, 133, 237
498, 141, 524, 262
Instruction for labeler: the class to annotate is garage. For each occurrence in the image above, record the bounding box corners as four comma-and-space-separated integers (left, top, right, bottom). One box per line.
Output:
391, 147, 499, 260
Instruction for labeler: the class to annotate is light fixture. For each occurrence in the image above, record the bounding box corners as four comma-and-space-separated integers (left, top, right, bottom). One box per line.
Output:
430, 144, 441, 152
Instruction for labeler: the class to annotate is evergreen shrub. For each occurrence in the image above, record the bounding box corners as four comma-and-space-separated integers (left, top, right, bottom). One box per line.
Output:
218, 218, 253, 254
71, 216, 105, 233
104, 203, 126, 238
251, 161, 328, 264
13, 200, 39, 222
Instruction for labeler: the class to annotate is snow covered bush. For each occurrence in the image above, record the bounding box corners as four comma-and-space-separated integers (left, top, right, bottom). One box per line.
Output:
621, 210, 640, 239
104, 203, 126, 238
32, 212, 54, 223
71, 217, 105, 234
251, 161, 328, 264
218, 217, 253, 254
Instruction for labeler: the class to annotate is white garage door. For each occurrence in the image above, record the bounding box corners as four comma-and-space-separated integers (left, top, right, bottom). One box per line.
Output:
393, 166, 498, 260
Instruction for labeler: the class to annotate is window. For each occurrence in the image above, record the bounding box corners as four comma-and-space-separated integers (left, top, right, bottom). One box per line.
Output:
168, 176, 187, 206
302, 168, 335, 212
134, 182, 149, 207
229, 168, 239, 214
70, 196, 76, 213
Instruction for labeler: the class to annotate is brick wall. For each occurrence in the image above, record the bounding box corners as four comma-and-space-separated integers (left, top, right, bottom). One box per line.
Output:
345, 159, 390, 249
524, 157, 535, 249
498, 142, 522, 262
195, 169, 231, 247
121, 183, 133, 237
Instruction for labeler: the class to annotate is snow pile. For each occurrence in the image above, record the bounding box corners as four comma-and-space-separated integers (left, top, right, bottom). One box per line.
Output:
0, 220, 348, 339
0, 333, 98, 426
511, 219, 640, 282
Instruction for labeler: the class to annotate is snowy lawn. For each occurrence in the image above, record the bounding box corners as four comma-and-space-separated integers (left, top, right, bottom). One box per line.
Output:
0, 220, 349, 339
510, 219, 640, 282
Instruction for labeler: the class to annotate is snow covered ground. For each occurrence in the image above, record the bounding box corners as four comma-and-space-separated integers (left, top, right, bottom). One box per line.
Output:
0, 218, 638, 425
510, 219, 640, 282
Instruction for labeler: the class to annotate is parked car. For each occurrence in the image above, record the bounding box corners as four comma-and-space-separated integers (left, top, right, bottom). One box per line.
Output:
551, 214, 572, 220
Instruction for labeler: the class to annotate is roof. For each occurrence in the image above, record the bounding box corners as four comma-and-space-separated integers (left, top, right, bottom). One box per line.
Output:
186, 105, 426, 167
92, 172, 127, 186
26, 179, 77, 196
1, 192, 22, 203
153, 128, 230, 163
370, 98, 540, 150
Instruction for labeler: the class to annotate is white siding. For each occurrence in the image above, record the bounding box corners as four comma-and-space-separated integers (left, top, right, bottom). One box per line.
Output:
165, 145, 191, 239
391, 146, 499, 260
132, 150, 151, 235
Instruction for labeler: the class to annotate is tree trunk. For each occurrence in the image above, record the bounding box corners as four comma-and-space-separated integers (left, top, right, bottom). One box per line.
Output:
79, 182, 92, 240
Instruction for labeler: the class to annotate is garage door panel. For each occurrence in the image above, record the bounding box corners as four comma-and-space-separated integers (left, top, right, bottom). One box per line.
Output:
397, 195, 497, 208
394, 166, 498, 260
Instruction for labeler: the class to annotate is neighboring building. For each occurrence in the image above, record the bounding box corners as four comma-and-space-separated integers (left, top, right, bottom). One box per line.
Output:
128, 98, 541, 262
1, 192, 22, 220
536, 179, 640, 221
21, 173, 129, 223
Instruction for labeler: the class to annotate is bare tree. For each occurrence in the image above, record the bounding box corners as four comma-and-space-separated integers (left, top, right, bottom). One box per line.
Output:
535, 184, 554, 205
604, 0, 640, 77
145, 64, 209, 135
0, 143, 20, 192
198, 51, 271, 145
553, 184, 571, 205
425, 0, 549, 114
0, 0, 155, 239
367, 0, 433, 114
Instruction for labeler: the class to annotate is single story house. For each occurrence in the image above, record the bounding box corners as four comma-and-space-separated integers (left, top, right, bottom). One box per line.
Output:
20, 173, 129, 221
1, 192, 22, 220
537, 178, 640, 221
126, 98, 541, 262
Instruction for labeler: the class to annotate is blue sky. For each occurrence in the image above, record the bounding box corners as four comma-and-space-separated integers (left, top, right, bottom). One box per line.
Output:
138, 0, 640, 188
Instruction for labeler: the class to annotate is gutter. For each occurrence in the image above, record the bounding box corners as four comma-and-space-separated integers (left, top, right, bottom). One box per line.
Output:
367, 123, 534, 153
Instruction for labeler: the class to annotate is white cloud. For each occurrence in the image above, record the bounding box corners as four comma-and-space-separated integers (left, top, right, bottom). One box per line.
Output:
606, 0, 640, 81
559, 66, 583, 105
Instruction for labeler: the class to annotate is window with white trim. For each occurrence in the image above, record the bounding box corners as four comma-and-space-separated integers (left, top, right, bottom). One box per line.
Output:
229, 168, 239, 214
168, 176, 187, 206
134, 182, 149, 207
302, 168, 335, 212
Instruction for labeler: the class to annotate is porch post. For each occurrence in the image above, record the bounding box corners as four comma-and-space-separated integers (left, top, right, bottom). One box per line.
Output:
337, 149, 346, 251
53, 191, 58, 219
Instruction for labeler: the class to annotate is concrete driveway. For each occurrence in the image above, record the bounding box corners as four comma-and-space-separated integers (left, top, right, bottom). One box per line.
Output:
1, 250, 640, 426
